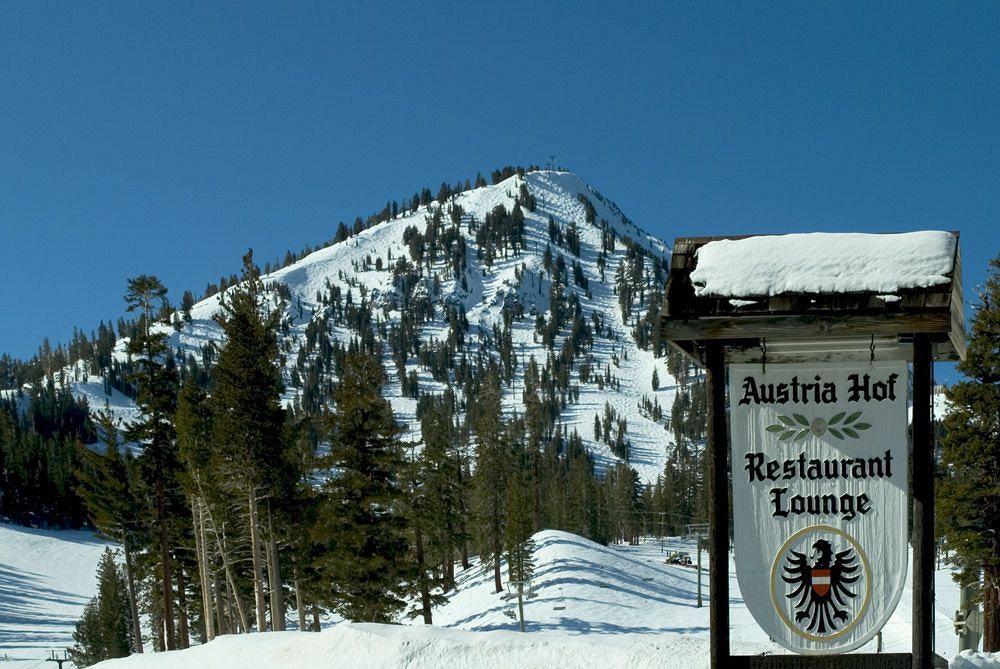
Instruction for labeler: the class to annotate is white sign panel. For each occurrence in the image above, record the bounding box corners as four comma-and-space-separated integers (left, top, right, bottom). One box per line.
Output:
729, 361, 908, 654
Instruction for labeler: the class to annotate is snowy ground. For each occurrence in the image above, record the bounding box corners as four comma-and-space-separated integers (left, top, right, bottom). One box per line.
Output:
91, 624, 760, 669
0, 523, 110, 667
3, 523, 993, 668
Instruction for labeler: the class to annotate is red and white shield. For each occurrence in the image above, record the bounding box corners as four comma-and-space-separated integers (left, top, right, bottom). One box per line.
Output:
812, 568, 831, 597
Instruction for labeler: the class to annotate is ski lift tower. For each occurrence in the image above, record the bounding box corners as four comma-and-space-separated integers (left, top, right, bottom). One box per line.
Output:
46, 650, 70, 668
686, 522, 710, 608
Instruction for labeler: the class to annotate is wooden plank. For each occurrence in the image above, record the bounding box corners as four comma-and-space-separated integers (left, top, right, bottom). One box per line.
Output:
705, 343, 730, 668
923, 292, 951, 308
727, 344, 913, 364
665, 339, 704, 367
680, 290, 953, 319
662, 311, 953, 342
949, 246, 966, 361
949, 306, 967, 361
912, 334, 934, 669
729, 654, 946, 669
729, 654, 912, 669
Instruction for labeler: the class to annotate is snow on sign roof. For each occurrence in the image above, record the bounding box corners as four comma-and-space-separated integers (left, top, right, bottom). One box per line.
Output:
689, 231, 957, 298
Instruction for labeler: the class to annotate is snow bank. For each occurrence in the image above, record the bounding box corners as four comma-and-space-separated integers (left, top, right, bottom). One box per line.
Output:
952, 651, 1000, 669
94, 624, 748, 669
88, 626, 1000, 669
690, 231, 956, 297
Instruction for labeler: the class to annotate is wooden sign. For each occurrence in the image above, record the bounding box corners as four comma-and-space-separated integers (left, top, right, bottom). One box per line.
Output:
729, 361, 909, 654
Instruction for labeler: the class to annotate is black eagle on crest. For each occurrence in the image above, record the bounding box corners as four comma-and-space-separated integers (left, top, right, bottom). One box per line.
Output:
782, 538, 860, 634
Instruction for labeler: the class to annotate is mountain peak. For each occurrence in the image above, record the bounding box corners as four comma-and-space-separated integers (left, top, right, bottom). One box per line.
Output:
81, 169, 677, 481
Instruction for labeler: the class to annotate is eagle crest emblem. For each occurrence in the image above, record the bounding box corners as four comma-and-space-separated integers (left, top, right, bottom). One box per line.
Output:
782, 538, 860, 634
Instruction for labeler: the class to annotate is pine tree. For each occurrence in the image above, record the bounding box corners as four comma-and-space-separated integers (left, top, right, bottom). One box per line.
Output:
180, 291, 196, 322
565, 450, 598, 539
651, 367, 659, 391
123, 274, 183, 650
174, 378, 217, 642
75, 412, 145, 653
504, 452, 536, 584
470, 369, 509, 593
938, 252, 1000, 651
407, 394, 465, 622
210, 251, 290, 633
69, 548, 133, 667
312, 349, 412, 622
282, 433, 324, 632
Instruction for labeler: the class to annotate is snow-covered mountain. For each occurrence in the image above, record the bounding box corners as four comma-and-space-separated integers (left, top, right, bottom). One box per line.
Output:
67, 170, 679, 482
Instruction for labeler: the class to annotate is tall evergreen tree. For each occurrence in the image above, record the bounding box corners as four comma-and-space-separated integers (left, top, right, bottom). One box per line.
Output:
123, 275, 183, 650
75, 412, 146, 653
312, 349, 412, 622
504, 449, 536, 584
407, 394, 465, 622
210, 251, 290, 633
938, 252, 1000, 651
69, 548, 133, 667
470, 369, 509, 593
174, 378, 217, 642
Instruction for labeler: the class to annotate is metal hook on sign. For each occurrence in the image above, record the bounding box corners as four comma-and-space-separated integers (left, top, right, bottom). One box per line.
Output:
870, 334, 876, 365
760, 338, 767, 375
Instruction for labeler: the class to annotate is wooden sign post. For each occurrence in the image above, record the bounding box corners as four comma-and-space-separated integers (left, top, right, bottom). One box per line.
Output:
660, 232, 964, 669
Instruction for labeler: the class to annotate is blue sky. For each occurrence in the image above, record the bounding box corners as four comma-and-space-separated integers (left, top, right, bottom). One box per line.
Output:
1, 2, 997, 382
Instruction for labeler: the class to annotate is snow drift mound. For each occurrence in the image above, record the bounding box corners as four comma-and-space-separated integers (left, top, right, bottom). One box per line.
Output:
435, 529, 710, 635
952, 652, 1000, 669
93, 624, 719, 669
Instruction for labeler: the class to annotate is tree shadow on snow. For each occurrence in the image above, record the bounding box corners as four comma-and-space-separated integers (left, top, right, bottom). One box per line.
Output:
0, 564, 85, 641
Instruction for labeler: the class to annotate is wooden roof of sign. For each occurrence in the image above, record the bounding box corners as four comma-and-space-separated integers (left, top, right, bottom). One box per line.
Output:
660, 231, 964, 366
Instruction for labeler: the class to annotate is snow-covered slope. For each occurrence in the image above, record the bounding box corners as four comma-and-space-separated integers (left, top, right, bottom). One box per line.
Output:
0, 523, 110, 665
67, 171, 678, 481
